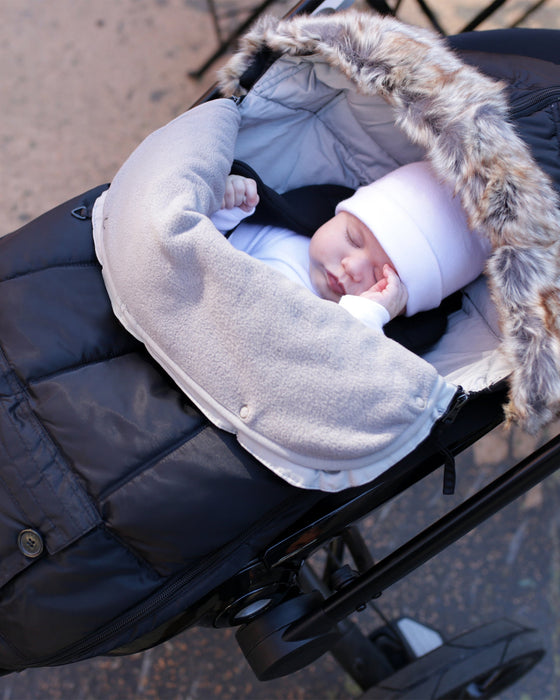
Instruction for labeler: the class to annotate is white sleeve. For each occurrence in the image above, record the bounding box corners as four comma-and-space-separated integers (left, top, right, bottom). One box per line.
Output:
339, 295, 390, 331
210, 206, 255, 234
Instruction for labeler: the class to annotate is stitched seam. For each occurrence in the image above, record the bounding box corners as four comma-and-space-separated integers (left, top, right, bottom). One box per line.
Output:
249, 60, 313, 94
0, 349, 59, 536
462, 290, 501, 340
247, 88, 342, 118
98, 423, 207, 502
554, 102, 560, 161
0, 628, 30, 665
101, 523, 163, 579
0, 346, 99, 536
243, 90, 397, 184
27, 348, 140, 385
0, 261, 98, 284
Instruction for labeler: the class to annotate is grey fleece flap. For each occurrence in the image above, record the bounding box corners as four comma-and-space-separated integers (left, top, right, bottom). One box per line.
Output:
94, 98, 455, 492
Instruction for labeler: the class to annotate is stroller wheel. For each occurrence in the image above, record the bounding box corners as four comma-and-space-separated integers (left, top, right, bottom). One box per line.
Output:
363, 619, 545, 699
236, 592, 342, 681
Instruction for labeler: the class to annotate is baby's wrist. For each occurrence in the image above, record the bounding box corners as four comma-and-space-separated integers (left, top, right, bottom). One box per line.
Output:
339, 295, 390, 328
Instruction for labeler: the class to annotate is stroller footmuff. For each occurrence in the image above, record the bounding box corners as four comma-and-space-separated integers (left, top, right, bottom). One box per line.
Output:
1, 6, 559, 696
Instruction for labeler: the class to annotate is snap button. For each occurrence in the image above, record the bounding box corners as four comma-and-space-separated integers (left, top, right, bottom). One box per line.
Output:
239, 405, 250, 420
17, 529, 44, 559
415, 396, 426, 410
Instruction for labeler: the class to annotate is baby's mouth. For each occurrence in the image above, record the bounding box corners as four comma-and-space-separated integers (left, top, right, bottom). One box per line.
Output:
326, 271, 346, 296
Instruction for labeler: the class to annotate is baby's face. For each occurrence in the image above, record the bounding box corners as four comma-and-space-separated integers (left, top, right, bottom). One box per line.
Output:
309, 211, 393, 301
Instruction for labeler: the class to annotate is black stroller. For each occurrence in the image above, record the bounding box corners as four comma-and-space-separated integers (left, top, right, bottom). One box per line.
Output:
1, 1, 560, 698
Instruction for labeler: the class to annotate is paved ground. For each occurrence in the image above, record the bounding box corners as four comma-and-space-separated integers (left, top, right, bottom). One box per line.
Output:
2, 0, 560, 698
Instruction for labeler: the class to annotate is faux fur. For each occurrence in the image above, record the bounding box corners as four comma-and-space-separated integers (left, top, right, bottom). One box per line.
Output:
219, 10, 560, 434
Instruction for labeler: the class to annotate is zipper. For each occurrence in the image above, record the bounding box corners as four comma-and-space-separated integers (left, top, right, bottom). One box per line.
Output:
32, 483, 301, 668
436, 387, 469, 496
33, 556, 212, 668
441, 387, 469, 425
509, 86, 560, 119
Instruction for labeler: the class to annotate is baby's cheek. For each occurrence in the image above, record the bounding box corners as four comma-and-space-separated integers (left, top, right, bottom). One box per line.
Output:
308, 266, 321, 295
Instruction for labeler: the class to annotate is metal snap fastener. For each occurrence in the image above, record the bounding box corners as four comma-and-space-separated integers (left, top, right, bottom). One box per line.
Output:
17, 529, 44, 558
239, 405, 250, 420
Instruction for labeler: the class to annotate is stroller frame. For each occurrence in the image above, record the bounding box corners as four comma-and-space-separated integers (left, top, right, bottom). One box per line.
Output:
182, 370, 552, 693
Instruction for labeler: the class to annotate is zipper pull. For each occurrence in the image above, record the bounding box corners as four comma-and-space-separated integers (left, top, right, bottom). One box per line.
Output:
441, 387, 468, 425
437, 388, 469, 495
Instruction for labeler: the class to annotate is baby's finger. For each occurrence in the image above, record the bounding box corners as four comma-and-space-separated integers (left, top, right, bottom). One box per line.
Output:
367, 277, 388, 295
222, 180, 236, 209
231, 177, 249, 208
242, 178, 259, 210
383, 264, 400, 283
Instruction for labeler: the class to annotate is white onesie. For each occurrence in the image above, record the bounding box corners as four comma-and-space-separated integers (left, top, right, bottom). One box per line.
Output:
211, 207, 391, 331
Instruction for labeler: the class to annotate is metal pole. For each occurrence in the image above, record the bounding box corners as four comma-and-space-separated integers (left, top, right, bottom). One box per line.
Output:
460, 0, 509, 32
286, 432, 560, 641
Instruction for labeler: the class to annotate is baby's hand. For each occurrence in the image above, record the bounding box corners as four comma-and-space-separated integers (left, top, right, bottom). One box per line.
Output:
360, 264, 408, 320
222, 175, 259, 212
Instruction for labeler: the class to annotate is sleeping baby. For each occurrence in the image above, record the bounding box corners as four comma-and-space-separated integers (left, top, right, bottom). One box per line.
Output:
211, 161, 491, 332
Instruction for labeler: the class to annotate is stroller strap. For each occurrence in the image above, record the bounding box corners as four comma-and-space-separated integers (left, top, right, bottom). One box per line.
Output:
230, 159, 353, 237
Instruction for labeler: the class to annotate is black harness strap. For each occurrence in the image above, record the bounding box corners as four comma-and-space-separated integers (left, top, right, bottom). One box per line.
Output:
230, 160, 353, 237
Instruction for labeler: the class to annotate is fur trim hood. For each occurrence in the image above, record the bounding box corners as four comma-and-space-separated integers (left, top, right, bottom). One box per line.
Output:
219, 10, 560, 434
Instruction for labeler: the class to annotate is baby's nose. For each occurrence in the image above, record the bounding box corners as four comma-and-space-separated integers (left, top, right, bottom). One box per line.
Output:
342, 255, 364, 282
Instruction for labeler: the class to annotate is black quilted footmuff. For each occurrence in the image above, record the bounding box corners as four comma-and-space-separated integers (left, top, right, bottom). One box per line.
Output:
0, 186, 325, 672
